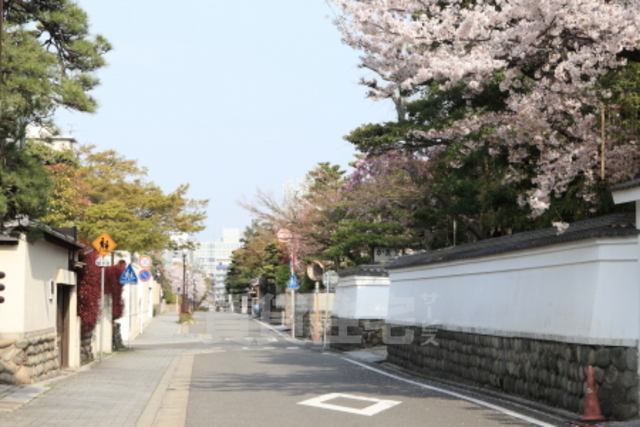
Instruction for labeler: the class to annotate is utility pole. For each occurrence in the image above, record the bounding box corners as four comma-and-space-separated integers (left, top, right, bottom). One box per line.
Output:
0, 0, 4, 83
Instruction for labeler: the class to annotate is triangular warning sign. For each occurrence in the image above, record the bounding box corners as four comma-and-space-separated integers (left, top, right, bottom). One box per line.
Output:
119, 264, 138, 285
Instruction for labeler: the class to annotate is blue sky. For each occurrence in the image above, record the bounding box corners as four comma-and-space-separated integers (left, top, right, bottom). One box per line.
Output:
55, 0, 394, 240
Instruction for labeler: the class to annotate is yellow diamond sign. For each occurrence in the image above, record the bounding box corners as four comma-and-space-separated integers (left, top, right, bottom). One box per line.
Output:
92, 232, 117, 257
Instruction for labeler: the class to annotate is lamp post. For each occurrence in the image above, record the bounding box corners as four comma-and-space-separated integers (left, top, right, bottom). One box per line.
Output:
182, 249, 188, 314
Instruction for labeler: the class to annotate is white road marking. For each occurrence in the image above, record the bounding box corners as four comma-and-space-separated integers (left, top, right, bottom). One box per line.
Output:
251, 318, 306, 344
298, 393, 400, 416
241, 347, 276, 351
286, 347, 299, 350
342, 358, 557, 427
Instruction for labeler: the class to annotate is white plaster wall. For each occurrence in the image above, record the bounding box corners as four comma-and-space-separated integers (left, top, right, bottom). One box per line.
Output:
334, 275, 390, 319
113, 254, 149, 342
0, 241, 27, 335
117, 265, 154, 341
387, 237, 639, 346
293, 293, 335, 313
23, 239, 70, 333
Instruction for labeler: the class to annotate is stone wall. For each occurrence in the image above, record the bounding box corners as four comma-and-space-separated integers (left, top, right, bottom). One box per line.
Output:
81, 332, 93, 364
386, 326, 639, 421
0, 330, 60, 385
329, 317, 385, 351
112, 323, 124, 351
295, 312, 331, 341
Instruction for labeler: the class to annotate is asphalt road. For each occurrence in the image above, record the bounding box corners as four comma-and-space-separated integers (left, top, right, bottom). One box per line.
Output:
183, 311, 566, 427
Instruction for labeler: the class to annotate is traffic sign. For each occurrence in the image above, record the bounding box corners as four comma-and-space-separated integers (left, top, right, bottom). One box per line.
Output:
138, 255, 152, 268
139, 269, 151, 282
119, 264, 138, 285
92, 232, 117, 257
286, 275, 299, 290
322, 270, 340, 291
96, 256, 112, 267
276, 228, 292, 243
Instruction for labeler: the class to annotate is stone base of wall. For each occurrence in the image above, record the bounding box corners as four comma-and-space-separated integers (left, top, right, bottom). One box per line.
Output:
81, 332, 93, 364
386, 326, 639, 421
0, 331, 60, 385
329, 317, 385, 351
112, 323, 124, 351
295, 312, 331, 341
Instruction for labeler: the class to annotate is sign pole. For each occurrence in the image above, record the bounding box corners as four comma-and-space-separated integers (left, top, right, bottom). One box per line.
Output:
290, 288, 295, 339
92, 232, 117, 362
100, 266, 104, 362
129, 283, 133, 350
314, 281, 320, 342
323, 283, 328, 351
322, 271, 339, 352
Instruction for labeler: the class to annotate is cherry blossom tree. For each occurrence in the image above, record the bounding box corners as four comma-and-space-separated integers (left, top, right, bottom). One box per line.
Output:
164, 261, 208, 309
330, 0, 640, 214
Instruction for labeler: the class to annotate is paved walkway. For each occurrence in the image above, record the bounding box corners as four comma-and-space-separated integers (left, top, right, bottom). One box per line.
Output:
0, 313, 199, 427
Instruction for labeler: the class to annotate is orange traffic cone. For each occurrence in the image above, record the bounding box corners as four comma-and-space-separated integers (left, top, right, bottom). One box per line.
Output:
569, 365, 607, 426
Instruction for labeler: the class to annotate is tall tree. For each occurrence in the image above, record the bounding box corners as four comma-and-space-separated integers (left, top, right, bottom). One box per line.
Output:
0, 0, 110, 226
331, 0, 640, 215
73, 146, 208, 252
226, 221, 289, 294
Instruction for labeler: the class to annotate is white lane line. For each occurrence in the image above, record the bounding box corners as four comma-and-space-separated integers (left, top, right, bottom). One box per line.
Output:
298, 393, 400, 416
251, 318, 306, 344
341, 358, 557, 427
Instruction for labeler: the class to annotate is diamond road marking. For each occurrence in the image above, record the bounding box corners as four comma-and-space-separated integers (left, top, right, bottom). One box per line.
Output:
297, 393, 401, 416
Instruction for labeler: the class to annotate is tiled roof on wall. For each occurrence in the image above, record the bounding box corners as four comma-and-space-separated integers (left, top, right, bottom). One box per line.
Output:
338, 264, 389, 278
611, 178, 640, 192
386, 213, 638, 270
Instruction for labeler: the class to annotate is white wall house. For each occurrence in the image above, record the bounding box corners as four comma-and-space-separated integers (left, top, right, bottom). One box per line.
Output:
0, 223, 83, 384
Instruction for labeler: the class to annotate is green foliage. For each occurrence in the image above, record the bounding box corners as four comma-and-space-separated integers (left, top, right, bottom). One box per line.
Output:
0, 0, 110, 226
0, 0, 111, 139
0, 144, 52, 225
340, 69, 633, 250
73, 147, 208, 252
275, 264, 290, 292
24, 141, 78, 167
178, 313, 193, 324
226, 221, 289, 294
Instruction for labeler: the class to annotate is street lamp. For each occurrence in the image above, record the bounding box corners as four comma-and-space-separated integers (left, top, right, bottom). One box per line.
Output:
182, 249, 188, 314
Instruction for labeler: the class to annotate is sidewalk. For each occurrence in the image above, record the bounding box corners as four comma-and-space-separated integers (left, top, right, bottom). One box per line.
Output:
0, 313, 198, 427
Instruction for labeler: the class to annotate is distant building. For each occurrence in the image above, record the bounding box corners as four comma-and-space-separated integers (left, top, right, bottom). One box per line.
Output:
194, 229, 242, 302
26, 125, 77, 152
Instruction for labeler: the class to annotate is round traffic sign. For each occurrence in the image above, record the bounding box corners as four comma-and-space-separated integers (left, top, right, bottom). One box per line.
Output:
322, 270, 340, 290
138, 255, 152, 268
276, 228, 292, 242
139, 269, 152, 282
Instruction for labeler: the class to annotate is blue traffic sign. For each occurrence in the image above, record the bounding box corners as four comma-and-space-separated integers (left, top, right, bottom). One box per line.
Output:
139, 269, 151, 282
120, 264, 138, 285
286, 275, 299, 290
